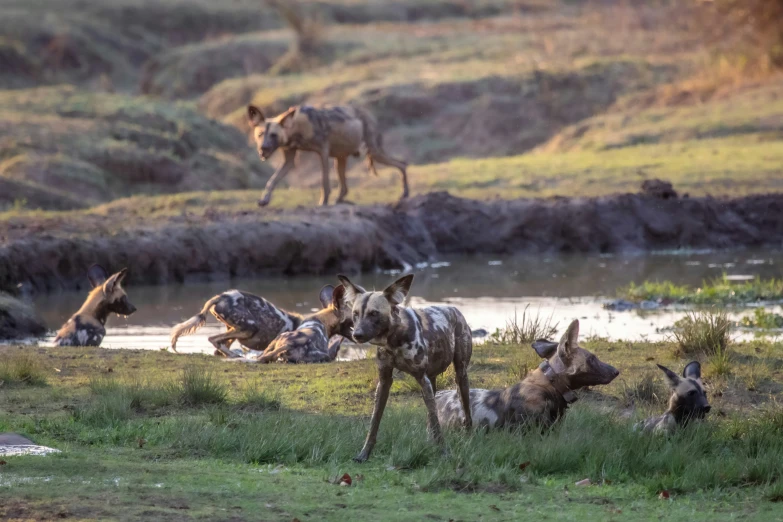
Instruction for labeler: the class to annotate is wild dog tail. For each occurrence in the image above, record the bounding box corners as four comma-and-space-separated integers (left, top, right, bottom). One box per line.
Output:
353, 105, 407, 176
169, 294, 222, 351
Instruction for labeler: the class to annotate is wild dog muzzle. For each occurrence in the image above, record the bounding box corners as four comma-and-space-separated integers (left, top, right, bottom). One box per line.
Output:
539, 356, 578, 404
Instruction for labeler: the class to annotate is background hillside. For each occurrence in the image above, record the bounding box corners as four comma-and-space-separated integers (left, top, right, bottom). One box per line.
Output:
1, 0, 782, 214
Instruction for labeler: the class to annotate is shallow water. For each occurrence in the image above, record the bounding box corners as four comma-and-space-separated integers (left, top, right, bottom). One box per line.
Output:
18, 249, 783, 358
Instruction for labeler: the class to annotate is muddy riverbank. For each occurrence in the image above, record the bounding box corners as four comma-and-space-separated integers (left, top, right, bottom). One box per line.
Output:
1, 187, 782, 293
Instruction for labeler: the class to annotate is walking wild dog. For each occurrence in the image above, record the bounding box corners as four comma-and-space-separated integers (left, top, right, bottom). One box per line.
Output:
170, 289, 306, 356
255, 285, 353, 364
247, 104, 409, 207
637, 362, 710, 433
436, 319, 619, 429
54, 265, 137, 347
337, 273, 473, 462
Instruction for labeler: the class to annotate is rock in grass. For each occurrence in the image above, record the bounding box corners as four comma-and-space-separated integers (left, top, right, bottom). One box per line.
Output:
0, 292, 47, 340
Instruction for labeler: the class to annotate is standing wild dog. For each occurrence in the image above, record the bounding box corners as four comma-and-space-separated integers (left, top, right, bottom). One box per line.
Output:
637, 362, 710, 433
54, 265, 137, 347
436, 320, 619, 429
247, 104, 409, 207
255, 285, 353, 364
337, 273, 473, 463
169, 289, 307, 356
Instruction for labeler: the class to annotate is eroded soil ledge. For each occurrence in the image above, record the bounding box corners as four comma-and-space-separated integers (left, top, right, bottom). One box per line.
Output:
1, 189, 782, 293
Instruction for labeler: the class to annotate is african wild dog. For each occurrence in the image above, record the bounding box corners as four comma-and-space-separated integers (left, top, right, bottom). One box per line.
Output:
54, 265, 137, 347
169, 289, 305, 356
637, 362, 710, 433
247, 104, 409, 207
436, 319, 619, 429
255, 285, 354, 364
337, 273, 473, 462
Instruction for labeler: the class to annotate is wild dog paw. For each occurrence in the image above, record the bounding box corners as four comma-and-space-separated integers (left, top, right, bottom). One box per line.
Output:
352, 453, 370, 463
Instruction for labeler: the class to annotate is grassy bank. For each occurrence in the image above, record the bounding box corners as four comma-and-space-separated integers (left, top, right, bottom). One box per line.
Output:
2, 332, 783, 520
620, 275, 783, 305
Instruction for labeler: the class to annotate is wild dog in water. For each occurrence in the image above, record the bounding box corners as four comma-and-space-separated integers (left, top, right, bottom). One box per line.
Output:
255, 285, 353, 364
169, 289, 307, 356
337, 273, 473, 462
54, 265, 137, 347
436, 320, 619, 429
637, 362, 710, 433
247, 104, 409, 207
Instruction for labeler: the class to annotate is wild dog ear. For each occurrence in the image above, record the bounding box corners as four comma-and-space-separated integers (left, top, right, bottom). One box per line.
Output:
557, 319, 580, 359
331, 285, 346, 311
277, 106, 297, 125
683, 361, 702, 380
319, 285, 335, 309
383, 274, 414, 306
247, 105, 265, 127
87, 264, 109, 288
103, 269, 126, 296
531, 339, 558, 359
337, 274, 366, 305
657, 364, 681, 389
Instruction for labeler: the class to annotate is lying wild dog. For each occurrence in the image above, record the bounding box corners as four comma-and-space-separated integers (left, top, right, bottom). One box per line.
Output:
169, 289, 305, 356
54, 265, 137, 347
254, 285, 353, 364
436, 319, 619, 429
337, 273, 473, 462
637, 362, 710, 433
247, 104, 409, 207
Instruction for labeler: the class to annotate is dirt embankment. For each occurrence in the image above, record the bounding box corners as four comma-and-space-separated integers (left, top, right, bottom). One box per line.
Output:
1, 187, 782, 293
0, 292, 47, 339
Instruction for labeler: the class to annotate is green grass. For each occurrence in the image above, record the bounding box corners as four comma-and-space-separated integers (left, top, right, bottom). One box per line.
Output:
739, 308, 783, 329
620, 275, 783, 305
1, 336, 783, 519
0, 351, 48, 386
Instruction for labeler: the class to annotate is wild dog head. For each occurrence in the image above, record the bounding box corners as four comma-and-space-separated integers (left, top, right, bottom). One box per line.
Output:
247, 105, 295, 160
317, 284, 353, 338
87, 264, 137, 318
656, 361, 710, 425
531, 319, 619, 389
336, 274, 413, 344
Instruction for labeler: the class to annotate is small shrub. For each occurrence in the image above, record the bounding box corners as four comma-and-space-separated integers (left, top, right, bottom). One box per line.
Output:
488, 306, 558, 346
179, 366, 227, 406
0, 352, 47, 386
671, 309, 731, 357
706, 346, 733, 378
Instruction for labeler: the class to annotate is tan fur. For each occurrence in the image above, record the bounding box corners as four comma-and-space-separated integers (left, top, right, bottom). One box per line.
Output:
247, 104, 409, 207
54, 266, 136, 347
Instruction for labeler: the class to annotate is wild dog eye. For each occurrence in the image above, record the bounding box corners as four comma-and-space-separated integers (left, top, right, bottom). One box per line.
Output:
688, 390, 697, 397
369, 310, 379, 317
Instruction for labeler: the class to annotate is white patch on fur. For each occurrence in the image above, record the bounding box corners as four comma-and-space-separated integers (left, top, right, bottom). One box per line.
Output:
471, 389, 499, 428
226, 290, 243, 304
427, 307, 450, 332
77, 330, 89, 346
407, 309, 424, 347
273, 307, 295, 333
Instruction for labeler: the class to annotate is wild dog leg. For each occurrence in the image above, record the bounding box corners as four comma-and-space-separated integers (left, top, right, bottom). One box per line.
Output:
258, 149, 296, 207
208, 329, 254, 358
334, 156, 350, 204
354, 365, 393, 463
416, 374, 444, 445
371, 152, 409, 200
453, 346, 473, 428
318, 148, 331, 206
